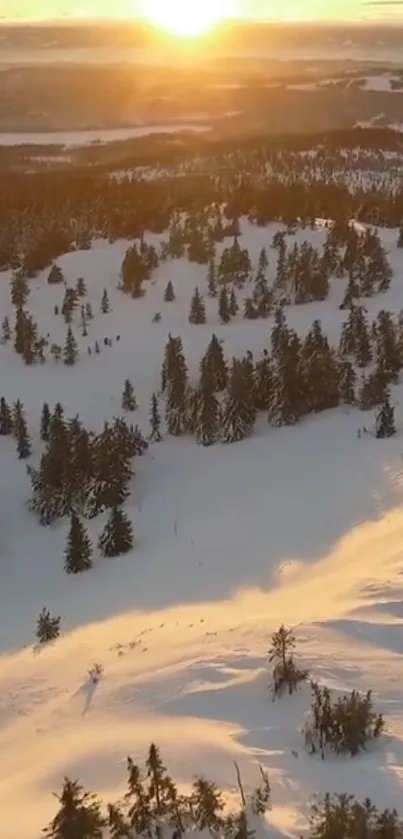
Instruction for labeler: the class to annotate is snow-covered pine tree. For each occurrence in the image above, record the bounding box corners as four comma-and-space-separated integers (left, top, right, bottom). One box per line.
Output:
63, 325, 78, 366
191, 777, 224, 832
188, 287, 206, 324
16, 412, 31, 459
101, 288, 110, 313
40, 402, 51, 441
376, 391, 396, 438
76, 276, 87, 297
149, 392, 162, 441
207, 259, 217, 297
36, 607, 61, 644
218, 286, 231, 324
195, 358, 220, 446
229, 288, 239, 316
165, 337, 188, 436
64, 512, 93, 574
164, 280, 175, 302
121, 379, 137, 411
221, 357, 256, 443
43, 778, 105, 839
1, 315, 10, 344
98, 507, 133, 557
0, 396, 13, 435
12, 398, 23, 435
243, 297, 258, 320
203, 334, 228, 391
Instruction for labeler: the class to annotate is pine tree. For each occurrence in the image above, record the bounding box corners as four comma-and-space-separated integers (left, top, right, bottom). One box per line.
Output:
188, 287, 206, 324
146, 743, 169, 817
36, 608, 61, 644
101, 288, 110, 313
10, 268, 29, 307
218, 286, 230, 324
164, 280, 175, 302
43, 778, 105, 839
196, 358, 220, 446
376, 391, 396, 438
40, 402, 51, 441
164, 338, 188, 436
0, 397, 12, 435
207, 259, 217, 297
121, 379, 137, 411
243, 297, 257, 320
63, 325, 78, 366
221, 358, 256, 443
203, 334, 227, 391
98, 507, 133, 557
1, 315, 10, 344
12, 398, 23, 435
229, 288, 239, 316
192, 777, 224, 832
269, 624, 306, 698
64, 512, 93, 574
47, 264, 63, 285
16, 412, 31, 459
76, 276, 87, 297
149, 392, 162, 442
85, 302, 94, 320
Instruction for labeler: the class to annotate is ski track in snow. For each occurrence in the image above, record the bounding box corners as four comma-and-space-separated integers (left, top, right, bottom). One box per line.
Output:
2, 220, 403, 837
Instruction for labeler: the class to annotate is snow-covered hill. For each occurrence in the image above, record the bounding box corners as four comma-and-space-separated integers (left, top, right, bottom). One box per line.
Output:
2, 220, 403, 838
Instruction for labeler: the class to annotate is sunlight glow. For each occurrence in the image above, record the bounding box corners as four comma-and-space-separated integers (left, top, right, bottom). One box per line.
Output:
140, 0, 237, 38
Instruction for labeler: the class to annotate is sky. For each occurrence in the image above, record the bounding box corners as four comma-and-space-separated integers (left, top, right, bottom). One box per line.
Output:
0, 0, 401, 21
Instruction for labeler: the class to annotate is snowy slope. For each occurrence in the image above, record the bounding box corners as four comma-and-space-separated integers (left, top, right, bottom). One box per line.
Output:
2, 221, 403, 838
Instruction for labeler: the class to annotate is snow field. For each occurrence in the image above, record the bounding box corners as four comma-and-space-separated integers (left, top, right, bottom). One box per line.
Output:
1, 220, 403, 836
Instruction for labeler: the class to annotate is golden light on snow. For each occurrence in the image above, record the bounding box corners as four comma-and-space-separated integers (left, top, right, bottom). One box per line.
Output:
140, 0, 237, 38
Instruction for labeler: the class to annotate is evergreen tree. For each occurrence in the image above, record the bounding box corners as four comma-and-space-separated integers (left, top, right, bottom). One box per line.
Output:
16, 411, 31, 459
229, 288, 239, 316
271, 332, 303, 426
195, 358, 220, 446
146, 743, 170, 817
165, 338, 188, 436
121, 379, 137, 412
207, 259, 217, 297
254, 350, 273, 411
149, 392, 162, 442
218, 286, 230, 324
221, 357, 256, 443
40, 402, 51, 441
1, 315, 10, 344
191, 777, 224, 832
61, 287, 78, 324
36, 608, 61, 644
63, 325, 78, 366
12, 398, 23, 434
43, 778, 105, 839
76, 276, 87, 297
85, 302, 93, 321
164, 280, 175, 302
64, 512, 93, 574
269, 624, 307, 698
243, 298, 258, 320
398, 227, 403, 248
203, 334, 228, 391
10, 268, 29, 308
101, 288, 110, 313
47, 264, 64, 285
338, 360, 356, 405
188, 287, 206, 325
0, 397, 12, 435
98, 507, 133, 557
376, 391, 396, 438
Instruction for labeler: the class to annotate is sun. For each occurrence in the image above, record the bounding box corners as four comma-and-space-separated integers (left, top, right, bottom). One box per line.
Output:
141, 0, 236, 38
